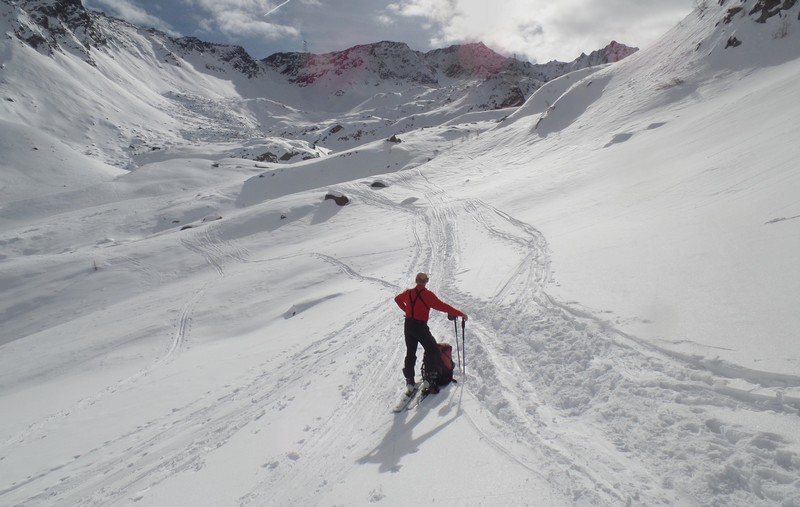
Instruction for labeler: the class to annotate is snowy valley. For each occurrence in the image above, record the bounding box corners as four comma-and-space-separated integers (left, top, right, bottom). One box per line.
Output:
1, 0, 799, 505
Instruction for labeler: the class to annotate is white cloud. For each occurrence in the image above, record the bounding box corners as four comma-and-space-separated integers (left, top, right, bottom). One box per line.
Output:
387, 0, 457, 22
381, 0, 693, 61
182, 0, 301, 41
219, 10, 299, 39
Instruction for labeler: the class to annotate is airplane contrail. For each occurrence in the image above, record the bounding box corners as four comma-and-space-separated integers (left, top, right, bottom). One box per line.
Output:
264, 0, 294, 16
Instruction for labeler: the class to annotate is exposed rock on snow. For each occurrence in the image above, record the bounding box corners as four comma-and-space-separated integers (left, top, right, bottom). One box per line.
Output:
324, 192, 349, 206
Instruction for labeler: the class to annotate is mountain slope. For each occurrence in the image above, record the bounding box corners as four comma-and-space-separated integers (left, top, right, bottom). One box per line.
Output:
1, 0, 638, 200
496, 0, 800, 373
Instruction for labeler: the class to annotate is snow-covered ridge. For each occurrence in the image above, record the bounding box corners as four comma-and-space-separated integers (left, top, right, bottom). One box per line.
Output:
4, 0, 104, 59
0, 0, 639, 190
262, 40, 566, 86
258, 39, 636, 119
7, 0, 638, 101
171, 36, 264, 79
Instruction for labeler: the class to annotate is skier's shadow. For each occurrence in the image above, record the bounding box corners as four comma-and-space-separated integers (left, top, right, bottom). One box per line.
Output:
357, 385, 463, 473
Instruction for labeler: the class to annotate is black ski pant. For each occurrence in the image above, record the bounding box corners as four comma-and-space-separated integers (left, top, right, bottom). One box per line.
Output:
402, 318, 442, 382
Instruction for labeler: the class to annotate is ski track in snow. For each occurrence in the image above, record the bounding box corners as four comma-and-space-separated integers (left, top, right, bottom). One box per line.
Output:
0, 201, 422, 505
0, 229, 230, 458
428, 184, 797, 505
0, 223, 258, 505
3, 175, 799, 506
171, 224, 249, 359
226, 172, 800, 506
6, 298, 395, 506
347, 174, 800, 506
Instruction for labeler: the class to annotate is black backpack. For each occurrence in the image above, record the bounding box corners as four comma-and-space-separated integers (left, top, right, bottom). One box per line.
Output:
422, 342, 455, 386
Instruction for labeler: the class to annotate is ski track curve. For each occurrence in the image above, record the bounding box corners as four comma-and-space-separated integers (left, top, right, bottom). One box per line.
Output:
237, 177, 473, 505
5, 174, 799, 506
401, 175, 627, 504
382, 174, 800, 506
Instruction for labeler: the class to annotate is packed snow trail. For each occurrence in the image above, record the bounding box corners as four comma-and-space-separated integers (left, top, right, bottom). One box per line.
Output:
346, 173, 800, 506
0, 169, 797, 506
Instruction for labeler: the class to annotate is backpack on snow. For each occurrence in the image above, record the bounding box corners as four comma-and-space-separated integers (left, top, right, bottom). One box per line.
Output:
422, 342, 456, 387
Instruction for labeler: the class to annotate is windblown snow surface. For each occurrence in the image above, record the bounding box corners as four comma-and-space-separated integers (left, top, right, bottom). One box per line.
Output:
1, 2, 799, 506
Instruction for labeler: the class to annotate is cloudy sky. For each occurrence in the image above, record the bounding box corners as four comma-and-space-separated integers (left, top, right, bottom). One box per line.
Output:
81, 0, 694, 63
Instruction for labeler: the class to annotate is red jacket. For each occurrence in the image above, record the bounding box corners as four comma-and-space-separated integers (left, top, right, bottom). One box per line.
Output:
394, 284, 464, 321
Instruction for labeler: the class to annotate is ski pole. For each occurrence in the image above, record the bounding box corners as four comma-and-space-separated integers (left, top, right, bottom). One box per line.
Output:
461, 317, 466, 378
449, 315, 461, 372
453, 318, 461, 371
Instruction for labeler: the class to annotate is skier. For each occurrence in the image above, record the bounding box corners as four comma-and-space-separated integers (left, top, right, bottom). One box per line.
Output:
394, 272, 467, 394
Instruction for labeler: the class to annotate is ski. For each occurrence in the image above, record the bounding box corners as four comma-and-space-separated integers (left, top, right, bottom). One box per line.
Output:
407, 383, 438, 410
408, 390, 429, 410
391, 383, 420, 413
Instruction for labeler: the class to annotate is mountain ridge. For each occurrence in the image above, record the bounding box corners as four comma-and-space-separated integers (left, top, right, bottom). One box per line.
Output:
7, 0, 639, 107
0, 0, 639, 173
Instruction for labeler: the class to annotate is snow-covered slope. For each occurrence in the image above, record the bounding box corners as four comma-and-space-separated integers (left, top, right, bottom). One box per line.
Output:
1, 1, 799, 506
490, 0, 800, 375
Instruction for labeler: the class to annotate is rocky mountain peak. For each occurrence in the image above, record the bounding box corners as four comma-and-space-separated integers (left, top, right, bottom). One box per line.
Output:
262, 39, 567, 91
425, 41, 509, 77
604, 40, 639, 62
263, 41, 438, 87
6, 0, 105, 56
571, 41, 639, 67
